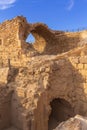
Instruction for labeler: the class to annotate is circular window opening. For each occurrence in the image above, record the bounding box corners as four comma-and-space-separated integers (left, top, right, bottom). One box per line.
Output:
48, 98, 75, 130
26, 33, 35, 44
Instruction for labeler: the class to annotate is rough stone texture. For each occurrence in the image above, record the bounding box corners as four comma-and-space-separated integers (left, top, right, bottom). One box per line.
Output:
1, 16, 87, 130
54, 115, 87, 130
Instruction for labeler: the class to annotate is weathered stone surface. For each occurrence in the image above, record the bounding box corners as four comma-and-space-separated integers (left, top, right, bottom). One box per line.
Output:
1, 16, 87, 130
54, 115, 87, 130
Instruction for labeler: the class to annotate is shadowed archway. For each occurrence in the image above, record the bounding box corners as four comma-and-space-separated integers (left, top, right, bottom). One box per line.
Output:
48, 98, 75, 130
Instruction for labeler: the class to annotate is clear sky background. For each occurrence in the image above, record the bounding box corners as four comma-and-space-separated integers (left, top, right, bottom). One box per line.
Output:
0, 0, 87, 31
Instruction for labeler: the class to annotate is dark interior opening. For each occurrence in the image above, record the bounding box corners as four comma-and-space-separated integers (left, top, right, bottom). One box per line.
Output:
48, 98, 75, 130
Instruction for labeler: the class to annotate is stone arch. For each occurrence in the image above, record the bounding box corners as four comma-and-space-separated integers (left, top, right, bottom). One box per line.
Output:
34, 91, 76, 130
31, 24, 53, 53
25, 23, 57, 54
48, 98, 75, 130
20, 23, 68, 55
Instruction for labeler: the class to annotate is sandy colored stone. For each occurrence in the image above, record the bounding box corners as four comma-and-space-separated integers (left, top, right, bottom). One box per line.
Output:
1, 16, 87, 130
54, 115, 87, 130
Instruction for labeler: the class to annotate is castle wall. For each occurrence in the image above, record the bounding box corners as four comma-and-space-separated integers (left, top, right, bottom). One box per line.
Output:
0, 16, 28, 65
8, 52, 87, 130
0, 16, 87, 66
32, 53, 87, 130
0, 16, 87, 130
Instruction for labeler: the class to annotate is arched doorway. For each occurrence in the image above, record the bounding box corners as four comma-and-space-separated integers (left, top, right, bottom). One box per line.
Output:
48, 98, 75, 130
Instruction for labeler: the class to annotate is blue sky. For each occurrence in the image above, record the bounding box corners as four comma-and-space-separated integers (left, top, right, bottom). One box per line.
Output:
0, 0, 87, 31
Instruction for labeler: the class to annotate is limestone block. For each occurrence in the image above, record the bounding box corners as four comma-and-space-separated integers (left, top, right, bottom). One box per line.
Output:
0, 68, 9, 83
16, 88, 25, 98
54, 115, 87, 130
70, 57, 79, 64
84, 64, 87, 69
80, 56, 87, 64
72, 63, 77, 68
77, 64, 84, 69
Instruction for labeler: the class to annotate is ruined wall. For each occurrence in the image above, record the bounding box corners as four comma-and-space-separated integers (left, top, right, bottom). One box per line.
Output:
1, 16, 87, 130
0, 16, 87, 66
4, 48, 87, 130
32, 52, 87, 130
69, 55, 87, 115
0, 18, 19, 53
23, 24, 87, 55
0, 16, 29, 67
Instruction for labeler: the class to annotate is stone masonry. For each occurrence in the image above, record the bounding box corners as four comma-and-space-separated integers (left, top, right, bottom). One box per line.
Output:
0, 16, 87, 130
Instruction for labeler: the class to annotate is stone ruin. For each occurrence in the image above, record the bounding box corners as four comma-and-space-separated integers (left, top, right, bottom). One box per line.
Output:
0, 16, 87, 130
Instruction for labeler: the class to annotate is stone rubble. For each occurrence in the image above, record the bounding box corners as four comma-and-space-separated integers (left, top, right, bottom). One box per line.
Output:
54, 115, 87, 130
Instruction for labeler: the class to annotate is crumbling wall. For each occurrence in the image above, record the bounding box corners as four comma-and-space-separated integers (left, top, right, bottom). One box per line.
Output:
30, 49, 87, 130
24, 25, 82, 55
0, 16, 29, 66
68, 55, 87, 115
0, 16, 87, 130
0, 16, 87, 65
3, 49, 87, 130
